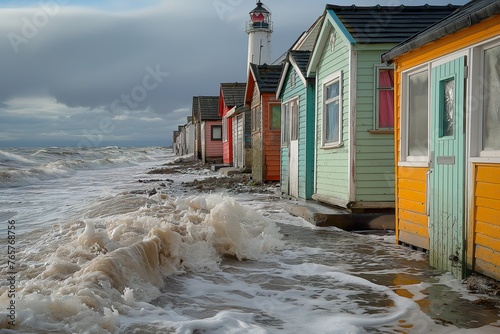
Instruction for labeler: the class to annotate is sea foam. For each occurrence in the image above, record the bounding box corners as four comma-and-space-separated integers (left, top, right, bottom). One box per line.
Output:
0, 193, 284, 333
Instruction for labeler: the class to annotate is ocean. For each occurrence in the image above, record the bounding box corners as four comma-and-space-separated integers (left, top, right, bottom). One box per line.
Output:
0, 146, 499, 334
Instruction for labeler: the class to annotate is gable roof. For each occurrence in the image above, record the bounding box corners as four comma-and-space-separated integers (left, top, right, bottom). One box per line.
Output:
197, 96, 220, 121
308, 4, 459, 75
327, 4, 460, 44
290, 50, 311, 78
249, 63, 283, 93
276, 50, 312, 98
273, 15, 324, 66
220, 83, 246, 107
245, 63, 283, 105
382, 0, 500, 63
293, 15, 325, 51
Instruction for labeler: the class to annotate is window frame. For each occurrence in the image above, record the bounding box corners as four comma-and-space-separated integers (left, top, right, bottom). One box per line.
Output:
472, 40, 500, 159
400, 65, 430, 166
211, 125, 222, 141
321, 71, 343, 149
290, 71, 297, 89
251, 106, 261, 133
374, 65, 395, 130
269, 103, 281, 131
281, 97, 300, 146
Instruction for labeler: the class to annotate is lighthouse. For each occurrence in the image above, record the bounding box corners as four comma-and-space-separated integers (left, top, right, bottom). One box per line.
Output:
246, 1, 273, 72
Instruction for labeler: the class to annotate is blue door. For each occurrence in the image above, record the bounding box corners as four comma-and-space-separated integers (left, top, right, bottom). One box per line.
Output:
429, 56, 467, 278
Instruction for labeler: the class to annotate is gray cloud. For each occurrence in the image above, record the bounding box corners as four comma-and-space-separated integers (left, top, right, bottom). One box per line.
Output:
0, 0, 468, 147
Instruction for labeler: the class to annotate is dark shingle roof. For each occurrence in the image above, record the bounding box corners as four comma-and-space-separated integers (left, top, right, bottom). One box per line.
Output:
382, 0, 500, 62
289, 50, 312, 78
326, 4, 460, 44
192, 96, 199, 120
220, 83, 246, 107
249, 63, 283, 93
198, 96, 220, 121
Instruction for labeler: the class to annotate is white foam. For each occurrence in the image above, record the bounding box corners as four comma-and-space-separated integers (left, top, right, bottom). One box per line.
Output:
0, 193, 285, 333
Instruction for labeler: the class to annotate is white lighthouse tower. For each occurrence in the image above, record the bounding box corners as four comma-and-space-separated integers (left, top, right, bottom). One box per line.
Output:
246, 1, 273, 72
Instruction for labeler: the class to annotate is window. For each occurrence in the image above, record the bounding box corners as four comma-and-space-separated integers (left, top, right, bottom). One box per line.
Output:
440, 79, 455, 138
222, 117, 228, 142
282, 102, 290, 146
482, 44, 500, 153
270, 104, 281, 130
322, 72, 342, 147
290, 71, 296, 89
375, 67, 395, 129
282, 98, 299, 145
402, 68, 429, 162
211, 125, 222, 141
290, 100, 299, 141
252, 107, 261, 132
329, 32, 336, 52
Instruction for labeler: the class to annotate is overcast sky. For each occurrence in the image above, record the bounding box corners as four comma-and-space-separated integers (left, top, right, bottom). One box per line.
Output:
0, 0, 468, 148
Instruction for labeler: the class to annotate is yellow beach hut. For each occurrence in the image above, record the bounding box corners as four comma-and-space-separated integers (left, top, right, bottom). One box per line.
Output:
382, 0, 500, 280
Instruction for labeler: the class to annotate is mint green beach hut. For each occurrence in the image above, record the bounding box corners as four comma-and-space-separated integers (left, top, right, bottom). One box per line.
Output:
277, 17, 322, 200
306, 4, 457, 211
277, 50, 316, 199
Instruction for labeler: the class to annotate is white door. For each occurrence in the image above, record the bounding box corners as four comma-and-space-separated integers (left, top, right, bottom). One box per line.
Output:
289, 99, 299, 197
233, 114, 245, 168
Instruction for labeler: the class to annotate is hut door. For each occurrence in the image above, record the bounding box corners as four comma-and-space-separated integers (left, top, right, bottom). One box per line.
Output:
236, 114, 245, 168
289, 99, 299, 197
429, 56, 466, 278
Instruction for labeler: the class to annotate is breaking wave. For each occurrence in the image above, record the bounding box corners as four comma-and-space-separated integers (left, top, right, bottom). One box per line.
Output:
0, 194, 284, 333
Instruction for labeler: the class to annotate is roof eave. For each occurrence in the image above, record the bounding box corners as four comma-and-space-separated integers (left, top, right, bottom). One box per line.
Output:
382, 2, 500, 63
307, 8, 356, 76
276, 60, 290, 99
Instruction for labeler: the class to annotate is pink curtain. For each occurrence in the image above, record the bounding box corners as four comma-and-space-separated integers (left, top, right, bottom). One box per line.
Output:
379, 69, 394, 128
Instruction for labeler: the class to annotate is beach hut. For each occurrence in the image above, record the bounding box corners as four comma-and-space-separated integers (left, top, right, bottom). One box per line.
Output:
276, 16, 323, 200
226, 103, 252, 169
192, 96, 222, 164
277, 50, 315, 199
382, 0, 500, 279
245, 63, 283, 182
219, 83, 247, 166
306, 4, 458, 212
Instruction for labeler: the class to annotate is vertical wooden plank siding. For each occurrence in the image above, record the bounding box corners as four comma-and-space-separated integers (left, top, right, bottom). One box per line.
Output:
251, 85, 263, 182
355, 50, 395, 203
304, 84, 316, 199
280, 69, 294, 195
315, 27, 350, 204
473, 164, 500, 280
223, 117, 232, 164
263, 94, 281, 181
281, 66, 315, 198
429, 57, 466, 278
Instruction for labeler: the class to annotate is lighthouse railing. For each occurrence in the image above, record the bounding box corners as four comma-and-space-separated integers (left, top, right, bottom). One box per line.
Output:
246, 21, 273, 33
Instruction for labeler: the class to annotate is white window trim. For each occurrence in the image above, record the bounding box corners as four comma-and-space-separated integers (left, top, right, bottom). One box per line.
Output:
290, 71, 297, 89
281, 96, 300, 146
374, 64, 395, 130
269, 102, 281, 131
321, 71, 343, 149
399, 64, 430, 166
470, 39, 500, 160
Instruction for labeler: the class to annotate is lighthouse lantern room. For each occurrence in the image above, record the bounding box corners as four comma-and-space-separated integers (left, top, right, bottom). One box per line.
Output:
246, 1, 273, 71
